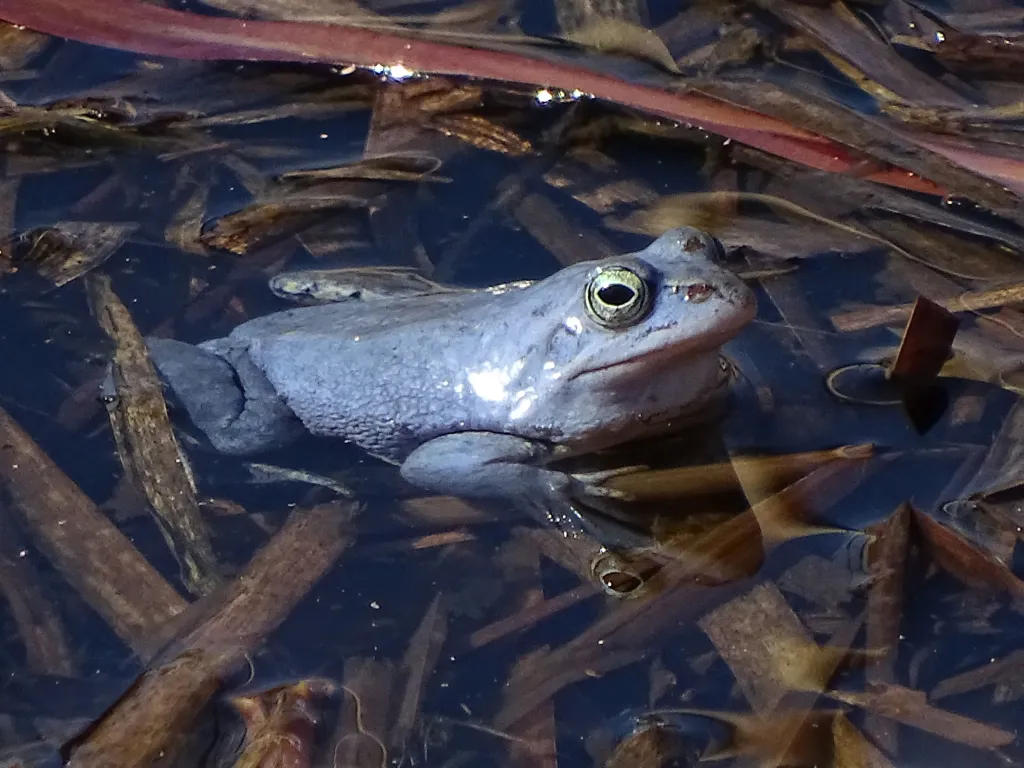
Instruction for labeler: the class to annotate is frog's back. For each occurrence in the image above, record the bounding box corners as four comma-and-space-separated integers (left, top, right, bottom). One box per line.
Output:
223, 290, 526, 460
228, 290, 491, 339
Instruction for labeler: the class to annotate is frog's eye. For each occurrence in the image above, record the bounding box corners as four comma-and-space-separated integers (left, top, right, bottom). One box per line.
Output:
584, 266, 652, 329
591, 551, 653, 598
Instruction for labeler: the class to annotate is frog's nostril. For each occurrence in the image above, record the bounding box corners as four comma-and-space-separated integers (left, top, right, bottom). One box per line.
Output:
685, 282, 715, 303
683, 235, 704, 253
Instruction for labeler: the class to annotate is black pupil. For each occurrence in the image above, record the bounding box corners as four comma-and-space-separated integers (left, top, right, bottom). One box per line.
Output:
598, 283, 636, 307
602, 570, 643, 594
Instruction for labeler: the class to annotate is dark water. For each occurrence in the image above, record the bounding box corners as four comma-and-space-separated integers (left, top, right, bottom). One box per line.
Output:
2, 20, 1024, 768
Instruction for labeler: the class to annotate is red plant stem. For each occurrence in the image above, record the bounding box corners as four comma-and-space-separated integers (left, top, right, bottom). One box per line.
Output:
0, 0, 946, 195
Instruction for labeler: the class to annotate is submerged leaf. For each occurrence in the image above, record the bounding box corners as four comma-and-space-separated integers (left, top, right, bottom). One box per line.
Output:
12, 222, 137, 287
280, 152, 447, 182
565, 19, 681, 74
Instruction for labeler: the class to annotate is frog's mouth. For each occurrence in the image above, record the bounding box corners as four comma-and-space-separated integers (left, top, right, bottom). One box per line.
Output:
568, 318, 749, 382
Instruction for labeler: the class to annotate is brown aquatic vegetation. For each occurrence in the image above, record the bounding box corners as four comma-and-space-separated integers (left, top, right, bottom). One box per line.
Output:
831, 713, 898, 768
328, 657, 394, 768
698, 581, 862, 712
0, 405, 188, 654
89, 273, 223, 597
5, 222, 138, 287
932, 648, 1024, 703
493, 457, 876, 730
828, 684, 1015, 750
231, 680, 332, 768
911, 504, 1024, 600
62, 500, 356, 766
862, 503, 911, 752
0, 0, 961, 196
832, 282, 1024, 333
501, 542, 559, 768
605, 444, 875, 501
889, 298, 962, 379
0, 505, 77, 678
391, 592, 448, 750
62, 646, 235, 768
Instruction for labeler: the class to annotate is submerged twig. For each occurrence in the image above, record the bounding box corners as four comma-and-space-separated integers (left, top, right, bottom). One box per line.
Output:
832, 282, 1024, 332
64, 500, 357, 766
0, 404, 187, 654
89, 274, 222, 597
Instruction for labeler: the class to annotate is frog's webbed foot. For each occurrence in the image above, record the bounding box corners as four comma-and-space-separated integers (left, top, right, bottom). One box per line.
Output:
400, 432, 649, 547
144, 337, 305, 456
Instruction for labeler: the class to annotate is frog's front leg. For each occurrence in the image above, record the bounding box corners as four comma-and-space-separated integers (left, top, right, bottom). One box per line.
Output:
400, 432, 645, 545
145, 337, 306, 455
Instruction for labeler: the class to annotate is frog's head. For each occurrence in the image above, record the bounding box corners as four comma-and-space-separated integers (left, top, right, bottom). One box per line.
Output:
500, 227, 757, 443
560, 227, 755, 382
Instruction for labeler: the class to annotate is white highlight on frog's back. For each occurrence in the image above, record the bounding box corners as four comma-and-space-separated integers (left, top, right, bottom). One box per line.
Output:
485, 280, 534, 296
467, 359, 527, 404
509, 389, 537, 420
468, 368, 507, 402
565, 316, 583, 335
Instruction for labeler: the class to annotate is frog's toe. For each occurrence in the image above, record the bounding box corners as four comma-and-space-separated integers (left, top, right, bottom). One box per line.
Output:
572, 465, 648, 501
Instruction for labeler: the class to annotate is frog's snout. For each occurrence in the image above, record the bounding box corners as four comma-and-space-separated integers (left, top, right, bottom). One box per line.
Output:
734, 283, 758, 326
730, 275, 757, 310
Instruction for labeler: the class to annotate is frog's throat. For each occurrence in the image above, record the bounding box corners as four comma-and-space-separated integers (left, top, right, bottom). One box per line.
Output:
551, 355, 736, 460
